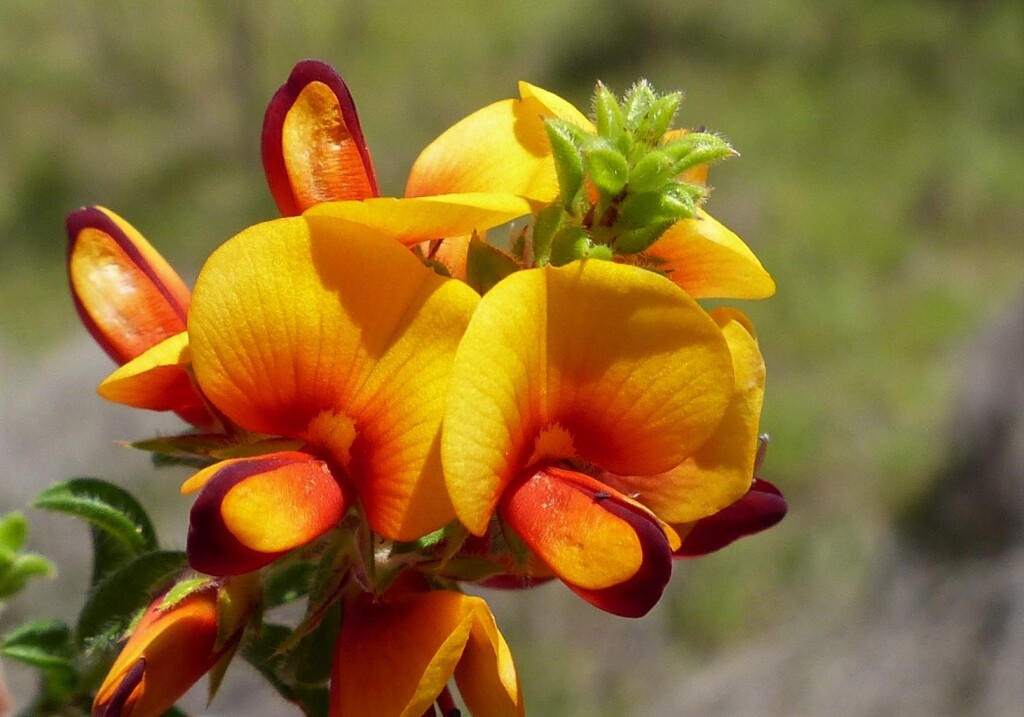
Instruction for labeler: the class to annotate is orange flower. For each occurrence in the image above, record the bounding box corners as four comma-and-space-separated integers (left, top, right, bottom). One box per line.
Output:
441, 260, 766, 616
331, 582, 523, 717
92, 578, 255, 717
407, 81, 775, 300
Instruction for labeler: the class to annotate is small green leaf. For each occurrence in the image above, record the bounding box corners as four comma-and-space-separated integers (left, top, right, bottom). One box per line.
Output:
34, 478, 157, 556
544, 120, 585, 207
548, 226, 592, 266
637, 92, 682, 145
617, 188, 696, 230
629, 150, 674, 193
243, 622, 330, 716
465, 235, 520, 296
663, 132, 736, 174
0, 512, 28, 553
0, 553, 55, 599
623, 80, 656, 128
77, 550, 187, 648
1, 620, 78, 693
614, 222, 675, 255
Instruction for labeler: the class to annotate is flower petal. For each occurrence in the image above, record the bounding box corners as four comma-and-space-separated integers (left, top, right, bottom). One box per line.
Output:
93, 588, 221, 717
442, 260, 733, 534
262, 60, 378, 215
331, 590, 477, 717
186, 452, 349, 576
189, 216, 478, 540
675, 478, 787, 556
642, 210, 775, 299
304, 193, 536, 246
455, 600, 525, 717
66, 206, 190, 365
96, 332, 212, 427
406, 98, 559, 202
603, 308, 766, 523
500, 468, 672, 618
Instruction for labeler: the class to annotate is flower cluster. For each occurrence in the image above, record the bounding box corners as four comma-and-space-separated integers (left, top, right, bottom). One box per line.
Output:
67, 61, 786, 717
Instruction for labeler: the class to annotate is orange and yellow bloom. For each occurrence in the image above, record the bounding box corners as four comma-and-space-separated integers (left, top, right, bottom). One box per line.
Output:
71, 59, 785, 717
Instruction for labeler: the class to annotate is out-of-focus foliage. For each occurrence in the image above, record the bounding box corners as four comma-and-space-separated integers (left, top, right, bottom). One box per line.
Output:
2, 1, 1022, 714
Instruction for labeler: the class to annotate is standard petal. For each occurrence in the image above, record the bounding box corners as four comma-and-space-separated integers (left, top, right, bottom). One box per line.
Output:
442, 260, 733, 534
675, 478, 787, 557
186, 452, 349, 576
304, 193, 536, 246
641, 210, 775, 299
331, 590, 478, 717
66, 206, 190, 365
603, 308, 766, 523
189, 216, 478, 540
262, 60, 378, 214
406, 97, 560, 202
500, 468, 673, 618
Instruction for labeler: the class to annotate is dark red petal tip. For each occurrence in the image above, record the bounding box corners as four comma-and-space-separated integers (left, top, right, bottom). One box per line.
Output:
675, 478, 787, 557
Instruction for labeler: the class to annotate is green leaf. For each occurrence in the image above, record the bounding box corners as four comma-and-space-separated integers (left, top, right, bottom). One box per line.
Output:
0, 512, 28, 553
160, 576, 215, 610
0, 553, 55, 599
638, 92, 682, 145
465, 235, 520, 296
544, 119, 585, 207
77, 550, 187, 648
629, 150, 674, 194
623, 80, 656, 128
1, 620, 77, 694
243, 623, 331, 717
614, 222, 675, 255
663, 132, 736, 174
34, 478, 157, 556
530, 205, 566, 267
264, 560, 315, 608
548, 226, 593, 266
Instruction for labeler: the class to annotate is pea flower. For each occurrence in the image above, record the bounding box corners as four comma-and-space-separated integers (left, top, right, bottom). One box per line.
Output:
93, 577, 256, 717
331, 578, 523, 717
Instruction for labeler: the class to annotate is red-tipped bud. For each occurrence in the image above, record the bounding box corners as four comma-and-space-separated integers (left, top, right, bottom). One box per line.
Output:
92, 578, 255, 717
262, 59, 379, 215
674, 478, 787, 557
499, 467, 673, 618
66, 206, 190, 365
185, 452, 351, 576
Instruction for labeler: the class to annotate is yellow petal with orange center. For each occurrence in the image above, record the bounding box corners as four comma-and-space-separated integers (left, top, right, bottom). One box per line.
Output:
332, 590, 507, 717
67, 206, 190, 365
604, 308, 765, 523
642, 210, 775, 299
305, 193, 536, 246
443, 260, 733, 534
189, 216, 478, 540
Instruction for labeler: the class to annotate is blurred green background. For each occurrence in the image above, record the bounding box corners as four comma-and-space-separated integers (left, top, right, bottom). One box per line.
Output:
2, 0, 1022, 715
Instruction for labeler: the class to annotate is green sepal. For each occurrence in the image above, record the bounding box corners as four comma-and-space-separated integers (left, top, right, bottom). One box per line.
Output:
614, 222, 675, 255
1, 620, 78, 697
583, 139, 629, 200
549, 226, 593, 266
531, 204, 566, 267
663, 132, 736, 174
593, 82, 625, 142
465, 235, 520, 296
76, 550, 187, 649
34, 478, 158, 557
638, 92, 682, 145
628, 150, 675, 194
544, 119, 585, 207
617, 187, 696, 230
623, 80, 657, 128
160, 575, 216, 610
429, 556, 507, 582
